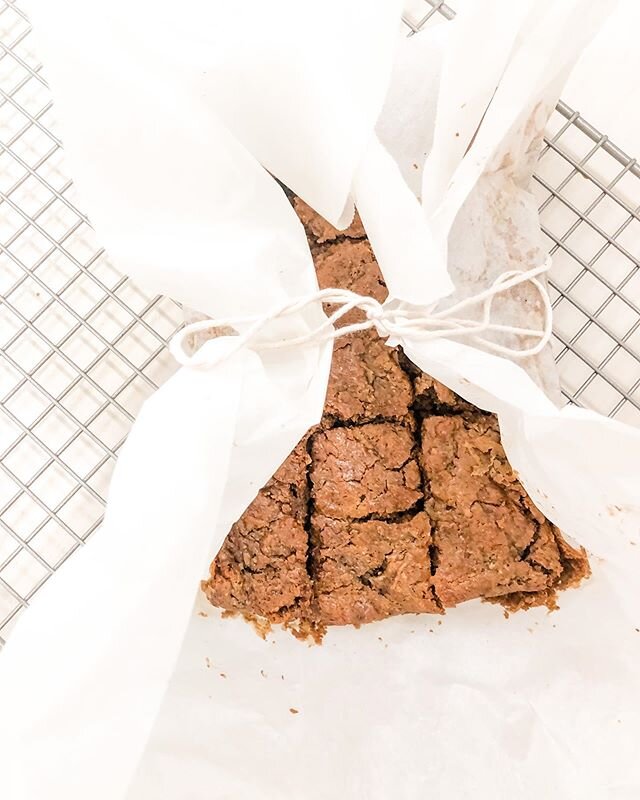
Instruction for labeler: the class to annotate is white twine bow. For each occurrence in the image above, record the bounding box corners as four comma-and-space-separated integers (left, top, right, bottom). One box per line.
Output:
170, 258, 553, 368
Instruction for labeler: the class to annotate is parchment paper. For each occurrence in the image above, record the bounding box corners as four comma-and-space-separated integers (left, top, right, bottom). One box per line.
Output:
1, 2, 639, 799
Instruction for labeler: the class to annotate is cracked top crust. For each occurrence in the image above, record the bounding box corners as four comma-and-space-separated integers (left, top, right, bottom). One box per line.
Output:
421, 415, 567, 607
202, 438, 312, 621
311, 424, 423, 519
324, 329, 414, 423
315, 236, 413, 423
311, 512, 440, 626
202, 200, 590, 637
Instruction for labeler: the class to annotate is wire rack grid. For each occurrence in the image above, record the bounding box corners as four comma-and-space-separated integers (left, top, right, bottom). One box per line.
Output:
0, 0, 639, 647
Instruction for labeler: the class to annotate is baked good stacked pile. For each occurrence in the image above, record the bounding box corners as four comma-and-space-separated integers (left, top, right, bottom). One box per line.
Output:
203, 200, 589, 637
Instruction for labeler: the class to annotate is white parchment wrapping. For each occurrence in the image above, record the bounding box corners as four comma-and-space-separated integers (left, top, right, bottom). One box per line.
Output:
1, 2, 639, 799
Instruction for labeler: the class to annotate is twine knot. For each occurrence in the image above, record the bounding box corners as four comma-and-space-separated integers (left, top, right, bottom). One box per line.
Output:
170, 258, 552, 369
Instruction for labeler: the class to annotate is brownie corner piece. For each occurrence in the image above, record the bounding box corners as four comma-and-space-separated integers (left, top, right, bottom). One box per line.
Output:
203, 439, 312, 623
496, 528, 591, 614
310, 422, 423, 520
311, 511, 440, 626
420, 414, 588, 609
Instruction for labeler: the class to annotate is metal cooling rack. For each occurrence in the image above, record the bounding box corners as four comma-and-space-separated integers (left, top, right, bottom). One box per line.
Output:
0, 1, 183, 645
1, 0, 639, 647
